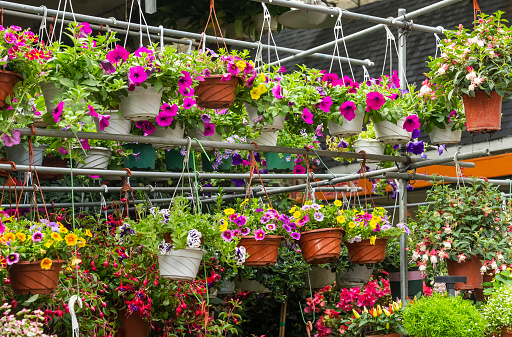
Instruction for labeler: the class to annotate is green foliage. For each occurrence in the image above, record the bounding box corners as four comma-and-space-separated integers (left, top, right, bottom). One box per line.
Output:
402, 294, 486, 337
483, 269, 512, 296
482, 284, 512, 333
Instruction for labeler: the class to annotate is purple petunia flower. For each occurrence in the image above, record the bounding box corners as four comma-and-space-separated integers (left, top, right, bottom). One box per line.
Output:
366, 92, 385, 112
106, 45, 129, 65
98, 60, 115, 74
232, 153, 243, 166
241, 227, 251, 236
291, 232, 301, 240
80, 138, 90, 151
202, 122, 215, 137
232, 179, 245, 187
314, 212, 324, 221
406, 140, 424, 155
160, 103, 178, 116
97, 115, 110, 131
337, 139, 349, 148
254, 229, 265, 240
407, 183, 414, 191
53, 101, 63, 123
201, 114, 211, 123
282, 223, 291, 232
32, 231, 44, 242
403, 115, 421, 132
1, 129, 21, 147
6, 253, 19, 265
438, 144, 446, 155
411, 129, 421, 139
155, 112, 174, 127
178, 71, 193, 88
339, 101, 357, 121
202, 69, 211, 78
221, 229, 233, 242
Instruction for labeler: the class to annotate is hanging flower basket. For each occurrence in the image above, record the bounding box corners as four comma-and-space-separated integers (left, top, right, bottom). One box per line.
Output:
195, 75, 240, 109
37, 82, 61, 127
119, 86, 162, 121
446, 254, 483, 290
4, 144, 47, 167
429, 122, 461, 145
76, 147, 111, 170
264, 152, 294, 172
238, 235, 282, 267
336, 265, 374, 286
115, 310, 150, 337
123, 144, 156, 170
298, 228, 344, 265
158, 248, 205, 280
8, 260, 63, 295
152, 124, 185, 150
187, 128, 222, 142
235, 279, 271, 293
462, 91, 502, 133
373, 117, 412, 144
96, 110, 132, 135
0, 70, 22, 110
307, 267, 336, 289
327, 114, 365, 138
249, 131, 279, 147
246, 103, 285, 132
345, 238, 388, 264
38, 156, 68, 180
353, 139, 384, 164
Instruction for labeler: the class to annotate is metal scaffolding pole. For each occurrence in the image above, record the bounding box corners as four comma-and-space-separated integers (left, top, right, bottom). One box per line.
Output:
14, 128, 475, 167
0, 1, 373, 67
256, 0, 460, 68
383, 172, 512, 186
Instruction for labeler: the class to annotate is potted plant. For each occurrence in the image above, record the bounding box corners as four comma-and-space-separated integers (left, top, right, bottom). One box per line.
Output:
290, 200, 345, 264
122, 143, 156, 170
402, 294, 486, 337
341, 207, 407, 264
411, 180, 511, 290
352, 300, 406, 337
427, 11, 512, 133
482, 284, 512, 337
0, 216, 87, 294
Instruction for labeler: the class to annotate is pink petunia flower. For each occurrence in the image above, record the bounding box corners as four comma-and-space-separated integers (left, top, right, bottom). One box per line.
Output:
254, 229, 265, 240
160, 103, 178, 116
339, 101, 357, 121
80, 139, 90, 151
202, 122, 215, 137
403, 115, 421, 132
366, 92, 385, 112
302, 108, 313, 124
1, 130, 21, 147
318, 96, 333, 113
106, 45, 129, 65
155, 112, 174, 127
183, 97, 196, 109
271, 83, 283, 99
53, 101, 64, 123
128, 66, 147, 86
97, 115, 111, 130
293, 164, 306, 174
178, 71, 193, 88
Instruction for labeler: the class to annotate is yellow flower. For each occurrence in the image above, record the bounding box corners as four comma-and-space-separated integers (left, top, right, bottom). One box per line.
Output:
370, 236, 376, 245
51, 232, 62, 241
219, 220, 228, 232
369, 217, 379, 229
337, 215, 346, 224
352, 309, 360, 319
4, 232, 15, 242
45, 240, 53, 248
377, 305, 382, 315
334, 200, 342, 207
85, 229, 92, 237
224, 208, 235, 215
78, 238, 86, 248
293, 211, 301, 219
70, 256, 82, 267
236, 60, 246, 71
259, 74, 266, 82
16, 232, 26, 242
383, 308, 391, 317
257, 84, 267, 94
65, 233, 78, 246
40, 258, 52, 270
250, 87, 262, 100
289, 207, 297, 214
240, 199, 249, 206
386, 323, 390, 330
348, 221, 356, 228
59, 226, 68, 234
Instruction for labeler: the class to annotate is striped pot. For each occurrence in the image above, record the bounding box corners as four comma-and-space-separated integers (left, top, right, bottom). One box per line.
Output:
76, 147, 111, 170
298, 228, 344, 265
238, 235, 282, 267
8, 260, 63, 295
41, 82, 62, 114
187, 128, 223, 142
0, 70, 23, 109
246, 103, 285, 131
95, 110, 131, 135
158, 248, 205, 280
4, 144, 47, 166
429, 122, 461, 145
353, 139, 385, 164
249, 130, 279, 147
195, 75, 240, 109
327, 114, 364, 138
345, 238, 388, 264
152, 124, 185, 150
119, 86, 162, 121
373, 117, 412, 144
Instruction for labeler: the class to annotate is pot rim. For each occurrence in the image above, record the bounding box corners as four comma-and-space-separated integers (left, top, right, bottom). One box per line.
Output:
301, 228, 344, 235
0, 70, 23, 80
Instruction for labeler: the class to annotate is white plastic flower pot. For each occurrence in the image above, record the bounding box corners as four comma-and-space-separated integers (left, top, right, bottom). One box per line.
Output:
429, 122, 462, 145
5, 144, 47, 166
152, 124, 185, 150
235, 279, 271, 293
327, 114, 364, 138
336, 265, 374, 287
353, 139, 385, 164
158, 248, 205, 281
187, 128, 222, 143
245, 103, 285, 132
41, 82, 61, 114
249, 130, 279, 147
307, 267, 336, 289
119, 86, 162, 121
373, 117, 412, 144
218, 280, 236, 295
95, 110, 132, 135
76, 147, 111, 170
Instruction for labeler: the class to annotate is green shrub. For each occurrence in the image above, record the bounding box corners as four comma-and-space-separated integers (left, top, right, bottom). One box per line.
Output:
482, 284, 512, 334
402, 294, 486, 337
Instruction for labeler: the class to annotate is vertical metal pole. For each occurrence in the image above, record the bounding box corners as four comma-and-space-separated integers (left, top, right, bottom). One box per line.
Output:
397, 7, 409, 302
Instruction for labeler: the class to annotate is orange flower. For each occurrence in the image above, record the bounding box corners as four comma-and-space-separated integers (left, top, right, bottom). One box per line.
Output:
40, 258, 52, 270
3, 232, 15, 242
65, 233, 78, 246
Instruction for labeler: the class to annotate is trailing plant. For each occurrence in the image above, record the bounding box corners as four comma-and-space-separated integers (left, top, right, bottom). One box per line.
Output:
482, 283, 512, 334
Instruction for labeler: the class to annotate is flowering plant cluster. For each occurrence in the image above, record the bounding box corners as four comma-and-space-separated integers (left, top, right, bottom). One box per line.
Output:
427, 11, 512, 103
482, 283, 512, 334
350, 300, 406, 336
288, 200, 344, 231
0, 215, 88, 269
410, 180, 512, 272
0, 303, 56, 337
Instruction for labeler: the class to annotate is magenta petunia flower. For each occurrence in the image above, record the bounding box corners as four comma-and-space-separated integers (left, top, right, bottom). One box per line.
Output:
134, 47, 154, 59
322, 73, 338, 84
106, 45, 129, 65
202, 122, 215, 137
6, 253, 19, 265
80, 138, 90, 151
58, 147, 68, 154
98, 60, 115, 75
254, 229, 265, 241
183, 97, 196, 109
201, 114, 211, 123
32, 231, 44, 242
291, 232, 301, 240
227, 62, 240, 76
88, 105, 98, 117
366, 91, 385, 112
179, 86, 194, 97
178, 71, 193, 88
78, 22, 92, 37
277, 66, 286, 73
271, 83, 283, 99
53, 101, 63, 123
0, 220, 4, 234
302, 108, 313, 124
246, 74, 256, 88
297, 214, 309, 226
348, 82, 359, 94
1, 130, 21, 147
315, 125, 323, 137
4, 32, 16, 44
241, 227, 251, 236
318, 96, 333, 113
97, 115, 110, 130
142, 121, 155, 136
391, 70, 400, 88
155, 112, 174, 127
160, 103, 178, 116
202, 69, 211, 78
128, 66, 147, 86
221, 73, 232, 82
339, 101, 357, 121
221, 229, 233, 242
293, 164, 306, 174
387, 93, 399, 100
403, 115, 421, 132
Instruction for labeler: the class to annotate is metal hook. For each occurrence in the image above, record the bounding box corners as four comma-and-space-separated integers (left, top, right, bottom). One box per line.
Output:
186, 39, 193, 54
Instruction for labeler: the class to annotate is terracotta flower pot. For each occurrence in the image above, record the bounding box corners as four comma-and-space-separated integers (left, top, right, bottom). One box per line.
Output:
0, 70, 23, 110
446, 254, 483, 290
502, 326, 512, 337
8, 260, 63, 295
462, 91, 502, 133
238, 235, 282, 267
116, 310, 150, 337
298, 228, 344, 265
365, 333, 401, 337
195, 75, 240, 109
345, 238, 388, 264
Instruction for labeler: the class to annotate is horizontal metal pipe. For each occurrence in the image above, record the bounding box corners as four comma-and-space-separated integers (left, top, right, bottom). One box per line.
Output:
14, 128, 475, 166
0, 1, 372, 66
383, 171, 512, 186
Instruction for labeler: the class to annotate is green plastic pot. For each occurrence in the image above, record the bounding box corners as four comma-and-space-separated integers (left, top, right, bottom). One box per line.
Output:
165, 149, 192, 171
123, 144, 156, 170
389, 270, 423, 300
201, 153, 232, 172
264, 152, 294, 172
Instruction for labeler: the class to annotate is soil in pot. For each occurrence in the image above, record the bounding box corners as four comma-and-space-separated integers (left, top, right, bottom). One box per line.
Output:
195, 75, 240, 109
345, 238, 388, 264
123, 144, 156, 170
0, 70, 23, 109
8, 260, 63, 295
446, 254, 483, 290
462, 91, 502, 133
238, 235, 282, 267
298, 228, 344, 264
